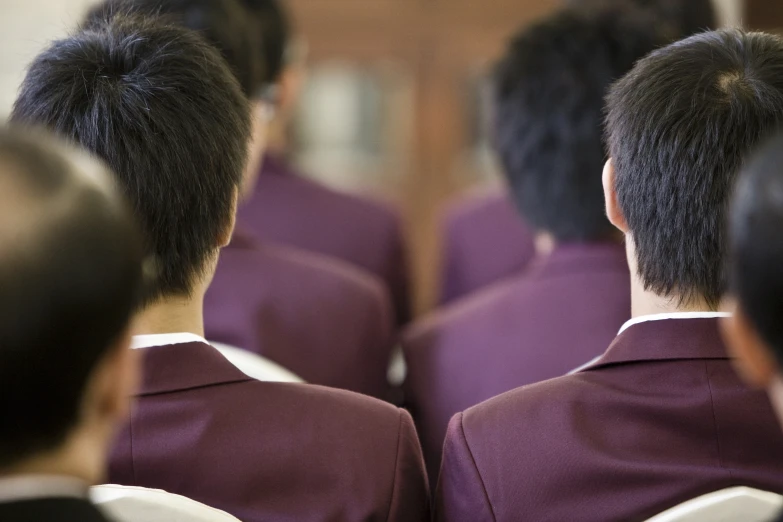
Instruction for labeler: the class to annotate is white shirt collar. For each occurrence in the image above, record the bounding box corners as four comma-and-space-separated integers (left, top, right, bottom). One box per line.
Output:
130, 334, 304, 383
568, 312, 732, 376
617, 312, 731, 335
0, 475, 87, 503
131, 333, 208, 350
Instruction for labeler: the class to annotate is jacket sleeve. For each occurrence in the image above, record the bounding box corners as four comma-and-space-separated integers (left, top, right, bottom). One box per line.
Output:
435, 413, 495, 522
386, 409, 431, 522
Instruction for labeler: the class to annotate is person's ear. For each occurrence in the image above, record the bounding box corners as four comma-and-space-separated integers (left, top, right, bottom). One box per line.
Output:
720, 299, 779, 389
217, 190, 238, 248
603, 159, 629, 234
88, 328, 140, 426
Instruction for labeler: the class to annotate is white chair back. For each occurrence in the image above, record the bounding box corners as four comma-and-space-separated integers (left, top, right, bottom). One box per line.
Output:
91, 484, 241, 522
646, 487, 783, 522
211, 342, 304, 383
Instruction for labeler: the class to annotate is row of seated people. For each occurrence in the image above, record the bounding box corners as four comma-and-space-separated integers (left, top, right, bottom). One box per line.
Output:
4, 0, 783, 521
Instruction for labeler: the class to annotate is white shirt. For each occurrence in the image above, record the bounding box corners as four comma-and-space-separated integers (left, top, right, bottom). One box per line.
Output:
131, 333, 304, 383
617, 311, 731, 335
569, 312, 732, 375
91, 484, 240, 522
0, 475, 87, 503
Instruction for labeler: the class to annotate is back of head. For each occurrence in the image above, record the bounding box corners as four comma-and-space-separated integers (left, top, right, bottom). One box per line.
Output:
730, 135, 783, 366
0, 127, 143, 469
87, 0, 265, 97
632, 0, 717, 39
493, 5, 664, 242
569, 0, 717, 41
606, 30, 783, 308
11, 14, 251, 306
241, 0, 291, 85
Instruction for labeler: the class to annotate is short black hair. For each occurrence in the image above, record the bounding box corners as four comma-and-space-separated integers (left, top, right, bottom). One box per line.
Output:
632, 0, 717, 39
492, 5, 664, 242
606, 30, 783, 308
569, 0, 717, 42
241, 0, 291, 84
730, 134, 783, 366
0, 127, 143, 468
86, 0, 265, 97
11, 14, 251, 306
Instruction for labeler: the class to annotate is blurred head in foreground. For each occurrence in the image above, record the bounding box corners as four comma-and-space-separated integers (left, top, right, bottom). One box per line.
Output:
722, 134, 783, 429
0, 127, 143, 484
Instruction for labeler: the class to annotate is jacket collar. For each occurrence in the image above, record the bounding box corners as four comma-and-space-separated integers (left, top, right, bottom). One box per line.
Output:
575, 316, 731, 374
528, 242, 628, 280
137, 341, 252, 396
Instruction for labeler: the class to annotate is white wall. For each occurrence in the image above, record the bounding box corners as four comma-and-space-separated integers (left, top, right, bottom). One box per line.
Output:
0, 0, 97, 116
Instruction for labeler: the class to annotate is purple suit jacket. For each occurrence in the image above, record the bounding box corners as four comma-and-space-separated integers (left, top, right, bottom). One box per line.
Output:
238, 153, 410, 323
110, 341, 430, 522
204, 228, 394, 399
440, 192, 535, 304
437, 318, 783, 522
404, 243, 630, 481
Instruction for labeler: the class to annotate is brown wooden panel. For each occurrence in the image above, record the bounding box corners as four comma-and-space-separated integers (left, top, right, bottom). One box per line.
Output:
746, 0, 783, 30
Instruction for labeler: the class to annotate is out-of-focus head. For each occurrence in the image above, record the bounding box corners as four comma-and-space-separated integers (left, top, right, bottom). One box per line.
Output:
241, 0, 291, 86
630, 0, 717, 39
0, 126, 143, 479
721, 135, 783, 411
241, 0, 305, 120
85, 0, 268, 196
568, 0, 717, 41
11, 14, 251, 307
604, 30, 783, 309
492, 4, 664, 244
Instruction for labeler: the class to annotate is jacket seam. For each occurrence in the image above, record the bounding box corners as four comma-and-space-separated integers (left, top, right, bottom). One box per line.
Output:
459, 414, 498, 522
704, 361, 733, 481
385, 409, 405, 522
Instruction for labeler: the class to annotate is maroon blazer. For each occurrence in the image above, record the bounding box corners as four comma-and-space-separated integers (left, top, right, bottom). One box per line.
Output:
404, 243, 630, 481
436, 318, 783, 522
204, 228, 394, 399
238, 153, 411, 324
110, 341, 430, 522
440, 192, 535, 304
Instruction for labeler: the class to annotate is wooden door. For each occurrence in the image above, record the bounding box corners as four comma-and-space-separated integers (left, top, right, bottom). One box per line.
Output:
746, 0, 783, 30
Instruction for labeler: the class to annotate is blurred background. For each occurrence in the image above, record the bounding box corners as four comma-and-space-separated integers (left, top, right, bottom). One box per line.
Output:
0, 0, 755, 314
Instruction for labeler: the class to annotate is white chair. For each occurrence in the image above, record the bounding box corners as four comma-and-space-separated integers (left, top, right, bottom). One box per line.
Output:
210, 342, 304, 383
91, 485, 241, 522
646, 487, 783, 522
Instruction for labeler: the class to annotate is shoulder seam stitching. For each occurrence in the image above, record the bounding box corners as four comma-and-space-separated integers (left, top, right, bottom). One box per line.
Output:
459, 414, 498, 522
385, 409, 405, 522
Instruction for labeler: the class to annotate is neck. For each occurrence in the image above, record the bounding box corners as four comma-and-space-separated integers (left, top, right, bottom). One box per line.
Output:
132, 291, 205, 337
631, 286, 714, 318
267, 118, 289, 153
534, 232, 556, 257
629, 272, 724, 318
1, 426, 108, 486
623, 234, 724, 318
